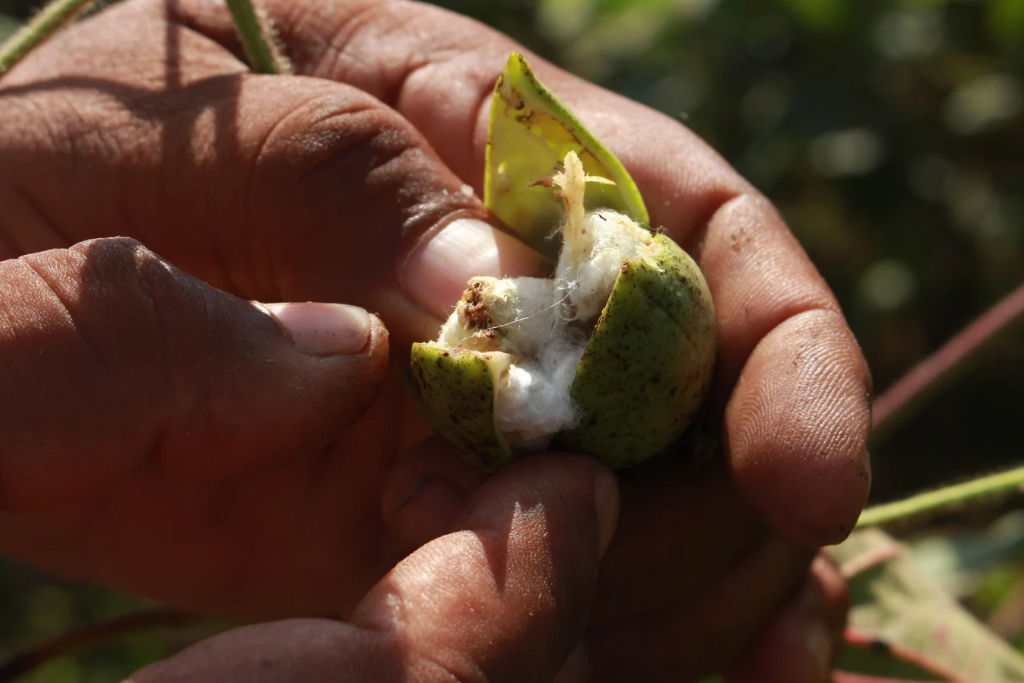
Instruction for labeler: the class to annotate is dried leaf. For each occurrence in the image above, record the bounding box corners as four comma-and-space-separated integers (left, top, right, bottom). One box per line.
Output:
829, 528, 1024, 681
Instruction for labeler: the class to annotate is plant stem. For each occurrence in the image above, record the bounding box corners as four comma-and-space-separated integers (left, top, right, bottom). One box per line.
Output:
841, 628, 970, 683
872, 280, 1024, 441
857, 465, 1024, 529
0, 607, 212, 683
224, 0, 290, 74
0, 0, 94, 77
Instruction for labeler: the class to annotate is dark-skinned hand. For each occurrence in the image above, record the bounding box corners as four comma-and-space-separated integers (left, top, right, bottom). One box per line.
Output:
0, 1, 871, 681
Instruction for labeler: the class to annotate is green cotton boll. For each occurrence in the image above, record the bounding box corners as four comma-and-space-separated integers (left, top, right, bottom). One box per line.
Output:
408, 194, 715, 471
409, 54, 715, 472
554, 232, 715, 469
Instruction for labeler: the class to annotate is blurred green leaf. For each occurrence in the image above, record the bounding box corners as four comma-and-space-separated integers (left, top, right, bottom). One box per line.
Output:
988, 0, 1024, 49
25, 586, 74, 637
596, 0, 674, 14
943, 74, 1024, 136
780, 0, 848, 30
907, 511, 1024, 600
27, 656, 80, 683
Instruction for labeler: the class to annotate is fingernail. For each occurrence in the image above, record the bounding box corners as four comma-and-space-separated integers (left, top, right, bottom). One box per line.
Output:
593, 467, 619, 559
553, 645, 591, 683
261, 302, 370, 356
401, 217, 548, 318
805, 620, 833, 682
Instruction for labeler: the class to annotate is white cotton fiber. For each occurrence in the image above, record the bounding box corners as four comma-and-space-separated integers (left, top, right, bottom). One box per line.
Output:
551, 151, 653, 324
495, 336, 587, 451
556, 210, 652, 322
491, 207, 651, 451
433, 151, 654, 452
500, 277, 559, 357
435, 276, 556, 354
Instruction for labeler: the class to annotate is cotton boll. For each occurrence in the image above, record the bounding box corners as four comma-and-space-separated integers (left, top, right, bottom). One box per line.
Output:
429, 151, 657, 453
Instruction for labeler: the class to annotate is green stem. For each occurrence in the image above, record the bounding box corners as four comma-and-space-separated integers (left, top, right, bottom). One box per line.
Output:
857, 465, 1024, 529
224, 0, 289, 74
0, 0, 94, 77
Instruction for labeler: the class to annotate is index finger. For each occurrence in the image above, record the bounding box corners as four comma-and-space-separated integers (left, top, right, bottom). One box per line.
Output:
175, 0, 871, 545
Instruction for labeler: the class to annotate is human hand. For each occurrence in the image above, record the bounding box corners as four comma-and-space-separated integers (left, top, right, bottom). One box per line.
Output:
0, 0, 871, 681
127, 455, 619, 683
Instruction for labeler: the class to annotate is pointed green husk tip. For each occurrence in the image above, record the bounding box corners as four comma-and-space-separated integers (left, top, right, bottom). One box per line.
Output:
485, 53, 649, 259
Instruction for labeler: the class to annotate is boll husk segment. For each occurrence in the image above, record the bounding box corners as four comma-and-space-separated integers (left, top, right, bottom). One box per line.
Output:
410, 152, 716, 471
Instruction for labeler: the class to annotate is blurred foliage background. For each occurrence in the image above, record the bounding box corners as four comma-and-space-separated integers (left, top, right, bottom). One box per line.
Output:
1, 0, 1022, 680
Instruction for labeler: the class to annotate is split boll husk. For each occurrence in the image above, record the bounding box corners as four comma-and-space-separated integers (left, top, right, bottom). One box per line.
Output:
410, 151, 716, 471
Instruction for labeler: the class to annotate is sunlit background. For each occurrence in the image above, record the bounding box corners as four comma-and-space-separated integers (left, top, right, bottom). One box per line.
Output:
1, 0, 1022, 679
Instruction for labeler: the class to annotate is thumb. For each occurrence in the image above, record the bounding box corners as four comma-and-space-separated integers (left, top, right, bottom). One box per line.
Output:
0, 237, 388, 510
351, 454, 618, 682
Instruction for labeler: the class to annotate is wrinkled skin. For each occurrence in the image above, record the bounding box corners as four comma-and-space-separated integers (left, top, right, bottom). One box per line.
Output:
0, 1, 870, 681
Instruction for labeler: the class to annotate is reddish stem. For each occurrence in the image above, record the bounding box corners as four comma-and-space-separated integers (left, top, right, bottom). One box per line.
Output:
0, 607, 207, 683
837, 539, 904, 579
833, 673, 933, 683
841, 627, 970, 683
872, 281, 1024, 439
